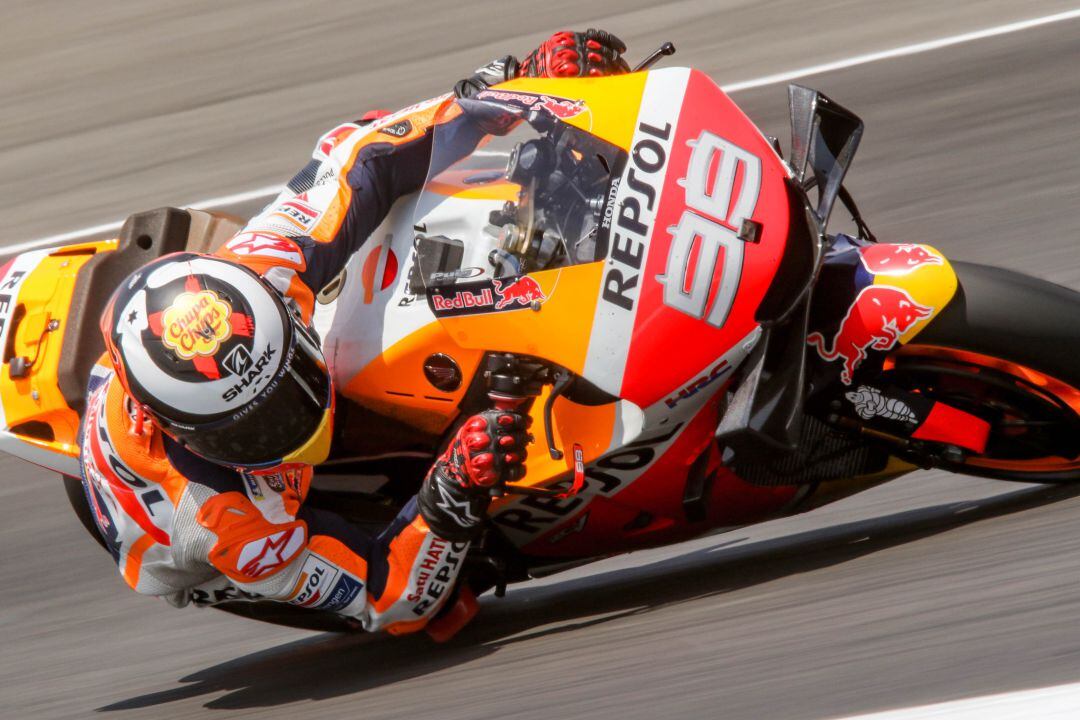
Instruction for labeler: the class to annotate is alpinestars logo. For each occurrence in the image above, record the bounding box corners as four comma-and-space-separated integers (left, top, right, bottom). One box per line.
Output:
436, 484, 479, 527
237, 527, 305, 578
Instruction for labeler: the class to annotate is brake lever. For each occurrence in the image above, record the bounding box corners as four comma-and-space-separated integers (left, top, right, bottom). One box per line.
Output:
544, 369, 574, 460
632, 42, 676, 72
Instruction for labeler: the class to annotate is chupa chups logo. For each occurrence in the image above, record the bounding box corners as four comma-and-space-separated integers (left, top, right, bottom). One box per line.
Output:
426, 275, 546, 318
474, 89, 587, 120
162, 290, 232, 359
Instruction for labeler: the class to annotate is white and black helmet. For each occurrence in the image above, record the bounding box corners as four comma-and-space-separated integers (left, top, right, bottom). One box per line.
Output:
101, 253, 332, 468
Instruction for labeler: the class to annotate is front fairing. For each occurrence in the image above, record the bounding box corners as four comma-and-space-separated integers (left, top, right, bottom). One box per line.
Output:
412, 69, 792, 410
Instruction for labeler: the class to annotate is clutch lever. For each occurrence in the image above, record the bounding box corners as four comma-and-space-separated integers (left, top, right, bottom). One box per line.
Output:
632, 42, 676, 72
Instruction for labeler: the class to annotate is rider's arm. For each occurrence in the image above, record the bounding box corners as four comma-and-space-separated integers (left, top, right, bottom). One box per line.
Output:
215, 30, 630, 321
189, 407, 528, 633
214, 93, 459, 323
80, 369, 498, 633
194, 471, 471, 633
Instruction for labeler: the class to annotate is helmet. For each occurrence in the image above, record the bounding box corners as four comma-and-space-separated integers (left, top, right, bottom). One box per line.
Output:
101, 252, 333, 469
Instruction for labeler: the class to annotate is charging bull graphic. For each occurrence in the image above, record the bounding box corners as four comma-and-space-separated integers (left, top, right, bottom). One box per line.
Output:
494, 276, 546, 309
538, 95, 587, 119
808, 285, 934, 384
859, 244, 944, 276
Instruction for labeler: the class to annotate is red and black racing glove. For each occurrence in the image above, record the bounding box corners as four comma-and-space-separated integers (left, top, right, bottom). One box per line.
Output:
519, 29, 631, 78
454, 29, 630, 99
417, 409, 531, 541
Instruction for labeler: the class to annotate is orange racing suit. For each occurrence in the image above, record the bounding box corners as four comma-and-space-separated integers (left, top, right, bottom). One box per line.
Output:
79, 93, 479, 633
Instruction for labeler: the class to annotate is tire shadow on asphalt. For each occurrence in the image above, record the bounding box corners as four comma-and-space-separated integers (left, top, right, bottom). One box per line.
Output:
98, 482, 1080, 712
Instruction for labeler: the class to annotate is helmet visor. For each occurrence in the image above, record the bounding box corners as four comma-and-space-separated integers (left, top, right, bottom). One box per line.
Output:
159, 325, 332, 467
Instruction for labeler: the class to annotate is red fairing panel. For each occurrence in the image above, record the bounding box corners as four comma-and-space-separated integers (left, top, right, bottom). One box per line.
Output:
619, 70, 791, 408
521, 396, 799, 558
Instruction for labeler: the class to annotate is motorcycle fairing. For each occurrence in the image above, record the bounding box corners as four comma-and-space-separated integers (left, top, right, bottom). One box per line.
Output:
0, 246, 92, 476
807, 236, 958, 387
416, 69, 792, 409
602, 69, 792, 410
493, 379, 803, 557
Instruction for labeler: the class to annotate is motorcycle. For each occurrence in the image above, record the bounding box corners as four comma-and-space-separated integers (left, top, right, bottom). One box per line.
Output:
4, 47, 1078, 631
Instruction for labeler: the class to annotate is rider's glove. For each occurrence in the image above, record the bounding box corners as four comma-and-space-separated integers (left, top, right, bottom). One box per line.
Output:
417, 409, 531, 541
454, 29, 630, 99
454, 55, 518, 99
519, 29, 630, 78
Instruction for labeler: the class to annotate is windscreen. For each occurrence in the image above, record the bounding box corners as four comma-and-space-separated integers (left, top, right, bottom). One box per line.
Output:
410, 95, 628, 292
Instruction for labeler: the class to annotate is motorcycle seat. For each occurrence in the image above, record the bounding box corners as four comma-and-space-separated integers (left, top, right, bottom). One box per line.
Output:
55, 207, 244, 415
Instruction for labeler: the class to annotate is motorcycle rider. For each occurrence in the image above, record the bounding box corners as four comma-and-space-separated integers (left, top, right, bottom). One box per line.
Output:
80, 30, 630, 637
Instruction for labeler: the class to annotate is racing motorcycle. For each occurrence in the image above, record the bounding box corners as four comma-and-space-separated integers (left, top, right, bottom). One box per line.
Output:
3, 46, 1077, 631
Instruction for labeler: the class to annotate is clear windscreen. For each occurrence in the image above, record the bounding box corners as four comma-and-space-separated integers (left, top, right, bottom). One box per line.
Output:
411, 94, 628, 291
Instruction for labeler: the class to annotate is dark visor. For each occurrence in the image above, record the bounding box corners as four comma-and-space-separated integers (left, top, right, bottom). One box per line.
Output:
160, 330, 331, 467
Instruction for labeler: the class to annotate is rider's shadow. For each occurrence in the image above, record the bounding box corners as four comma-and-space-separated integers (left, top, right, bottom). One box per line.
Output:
98, 482, 1080, 712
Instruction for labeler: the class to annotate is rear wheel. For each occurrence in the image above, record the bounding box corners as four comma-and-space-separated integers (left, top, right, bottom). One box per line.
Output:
882, 261, 1080, 482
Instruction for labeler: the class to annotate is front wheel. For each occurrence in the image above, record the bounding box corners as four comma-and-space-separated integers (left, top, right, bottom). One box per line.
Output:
882, 261, 1080, 482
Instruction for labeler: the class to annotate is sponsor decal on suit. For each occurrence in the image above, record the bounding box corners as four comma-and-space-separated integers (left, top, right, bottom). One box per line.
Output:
237, 526, 305, 578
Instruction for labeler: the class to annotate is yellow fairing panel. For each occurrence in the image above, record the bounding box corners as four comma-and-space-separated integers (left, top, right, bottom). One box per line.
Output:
495, 73, 649, 151
491, 387, 619, 511
436, 263, 603, 376
871, 245, 958, 344
0, 244, 103, 457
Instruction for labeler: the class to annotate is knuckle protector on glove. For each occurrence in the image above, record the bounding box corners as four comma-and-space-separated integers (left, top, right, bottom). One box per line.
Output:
521, 29, 629, 78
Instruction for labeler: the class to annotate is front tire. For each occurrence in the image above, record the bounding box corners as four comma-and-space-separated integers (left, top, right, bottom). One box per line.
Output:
885, 261, 1080, 482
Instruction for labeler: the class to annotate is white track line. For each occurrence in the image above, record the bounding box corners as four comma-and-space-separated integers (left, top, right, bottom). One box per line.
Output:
3, 184, 282, 256
11, 7, 1080, 254
829, 681, 1080, 719
722, 7, 1080, 93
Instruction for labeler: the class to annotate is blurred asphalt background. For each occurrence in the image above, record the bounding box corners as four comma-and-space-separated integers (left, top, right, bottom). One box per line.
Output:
2, 1, 1080, 718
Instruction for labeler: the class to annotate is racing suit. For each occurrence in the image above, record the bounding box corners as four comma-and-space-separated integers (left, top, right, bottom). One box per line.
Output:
79, 92, 485, 633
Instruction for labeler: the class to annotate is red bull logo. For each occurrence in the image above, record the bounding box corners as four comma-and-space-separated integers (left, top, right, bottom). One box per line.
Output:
431, 287, 494, 312
475, 89, 587, 120
807, 285, 934, 384
426, 275, 546, 317
538, 95, 586, 119
494, 276, 545, 309
859, 244, 943, 276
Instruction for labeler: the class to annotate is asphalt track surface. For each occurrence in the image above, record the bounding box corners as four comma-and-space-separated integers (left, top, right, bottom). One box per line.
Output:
3, 2, 1080, 718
